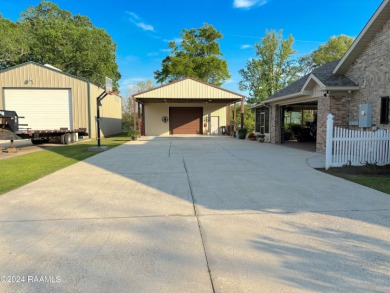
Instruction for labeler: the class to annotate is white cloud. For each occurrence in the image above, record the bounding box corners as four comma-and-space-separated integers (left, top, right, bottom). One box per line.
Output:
120, 77, 151, 97
126, 11, 155, 32
240, 44, 251, 49
126, 11, 139, 20
136, 22, 154, 31
147, 52, 159, 57
233, 0, 267, 9
163, 38, 182, 44
160, 49, 171, 53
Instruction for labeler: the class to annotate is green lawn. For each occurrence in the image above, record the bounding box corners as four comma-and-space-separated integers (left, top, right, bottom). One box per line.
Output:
0, 135, 131, 195
321, 165, 390, 195
335, 174, 390, 194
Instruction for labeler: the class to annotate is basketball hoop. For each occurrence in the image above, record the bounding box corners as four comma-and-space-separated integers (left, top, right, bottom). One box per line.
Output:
108, 90, 120, 95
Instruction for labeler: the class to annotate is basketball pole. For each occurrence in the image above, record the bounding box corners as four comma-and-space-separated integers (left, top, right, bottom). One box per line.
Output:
96, 91, 108, 147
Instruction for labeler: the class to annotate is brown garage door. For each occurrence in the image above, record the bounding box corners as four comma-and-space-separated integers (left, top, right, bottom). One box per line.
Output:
169, 107, 203, 134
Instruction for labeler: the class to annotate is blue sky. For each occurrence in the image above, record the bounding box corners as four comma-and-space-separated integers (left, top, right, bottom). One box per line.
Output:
0, 0, 384, 96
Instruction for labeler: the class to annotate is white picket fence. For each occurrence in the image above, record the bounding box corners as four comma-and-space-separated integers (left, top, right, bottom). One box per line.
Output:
325, 114, 390, 169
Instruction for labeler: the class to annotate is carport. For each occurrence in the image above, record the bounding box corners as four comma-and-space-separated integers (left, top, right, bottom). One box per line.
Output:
255, 60, 358, 152
132, 78, 245, 136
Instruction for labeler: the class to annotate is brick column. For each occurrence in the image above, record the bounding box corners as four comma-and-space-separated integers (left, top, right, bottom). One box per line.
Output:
317, 96, 331, 152
271, 105, 281, 144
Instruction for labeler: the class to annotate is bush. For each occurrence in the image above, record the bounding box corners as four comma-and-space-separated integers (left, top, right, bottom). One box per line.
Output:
128, 130, 141, 138
285, 123, 302, 135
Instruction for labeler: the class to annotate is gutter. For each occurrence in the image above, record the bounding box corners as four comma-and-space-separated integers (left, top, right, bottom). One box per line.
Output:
250, 92, 306, 109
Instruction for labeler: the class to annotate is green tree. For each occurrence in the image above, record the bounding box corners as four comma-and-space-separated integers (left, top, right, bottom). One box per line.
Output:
0, 15, 29, 69
230, 104, 255, 133
299, 34, 354, 74
122, 80, 155, 131
154, 23, 230, 86
17, 1, 120, 89
239, 30, 299, 105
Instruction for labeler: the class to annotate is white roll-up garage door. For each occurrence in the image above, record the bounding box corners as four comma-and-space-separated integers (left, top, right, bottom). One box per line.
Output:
4, 89, 72, 130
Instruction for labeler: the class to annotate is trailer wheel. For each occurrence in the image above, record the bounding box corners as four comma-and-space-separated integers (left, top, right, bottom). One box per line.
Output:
60, 134, 66, 144
71, 133, 77, 143
64, 133, 71, 144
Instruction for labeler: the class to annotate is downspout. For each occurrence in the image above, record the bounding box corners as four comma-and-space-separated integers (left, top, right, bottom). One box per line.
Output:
87, 81, 91, 138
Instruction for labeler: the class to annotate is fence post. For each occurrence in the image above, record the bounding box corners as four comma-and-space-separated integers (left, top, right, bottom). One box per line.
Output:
325, 114, 334, 170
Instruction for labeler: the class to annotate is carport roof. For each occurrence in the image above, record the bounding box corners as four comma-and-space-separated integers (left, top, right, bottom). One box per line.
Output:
133, 77, 244, 104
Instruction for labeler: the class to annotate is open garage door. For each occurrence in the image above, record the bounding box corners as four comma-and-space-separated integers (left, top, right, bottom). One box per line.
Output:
169, 107, 203, 134
4, 89, 72, 130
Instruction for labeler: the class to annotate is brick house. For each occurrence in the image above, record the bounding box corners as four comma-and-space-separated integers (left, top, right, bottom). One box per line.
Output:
252, 0, 390, 152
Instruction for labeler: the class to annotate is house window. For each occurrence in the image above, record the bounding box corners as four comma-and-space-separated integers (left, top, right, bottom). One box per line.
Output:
380, 96, 389, 124
255, 107, 270, 133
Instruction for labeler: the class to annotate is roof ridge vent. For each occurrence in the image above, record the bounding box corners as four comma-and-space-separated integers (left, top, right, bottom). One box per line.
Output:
44, 64, 62, 71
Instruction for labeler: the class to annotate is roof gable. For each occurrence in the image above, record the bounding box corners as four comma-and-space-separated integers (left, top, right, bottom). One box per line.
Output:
0, 61, 88, 83
133, 77, 244, 100
334, 0, 390, 74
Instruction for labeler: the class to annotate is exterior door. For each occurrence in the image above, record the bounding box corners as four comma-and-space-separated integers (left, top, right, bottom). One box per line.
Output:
210, 116, 219, 135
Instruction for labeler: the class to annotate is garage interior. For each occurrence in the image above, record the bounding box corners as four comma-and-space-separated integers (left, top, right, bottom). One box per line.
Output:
280, 101, 318, 152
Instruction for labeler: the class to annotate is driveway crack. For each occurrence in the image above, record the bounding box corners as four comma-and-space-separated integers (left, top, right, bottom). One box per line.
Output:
183, 157, 215, 293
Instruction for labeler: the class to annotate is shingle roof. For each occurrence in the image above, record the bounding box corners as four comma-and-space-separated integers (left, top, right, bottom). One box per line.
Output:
265, 59, 357, 102
268, 74, 309, 99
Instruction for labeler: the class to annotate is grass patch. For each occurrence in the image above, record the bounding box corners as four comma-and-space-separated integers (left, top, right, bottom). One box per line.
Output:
0, 134, 131, 195
320, 165, 390, 195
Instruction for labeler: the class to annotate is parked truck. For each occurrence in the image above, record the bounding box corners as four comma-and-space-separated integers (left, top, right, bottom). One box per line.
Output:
0, 110, 88, 145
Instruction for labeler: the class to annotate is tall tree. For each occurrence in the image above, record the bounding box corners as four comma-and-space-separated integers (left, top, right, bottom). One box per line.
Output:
154, 23, 230, 86
15, 1, 121, 89
299, 34, 354, 74
230, 104, 255, 133
122, 80, 155, 131
0, 15, 29, 69
239, 30, 299, 105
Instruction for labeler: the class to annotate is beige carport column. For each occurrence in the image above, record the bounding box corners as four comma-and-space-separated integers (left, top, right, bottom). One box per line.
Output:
226, 105, 231, 134
137, 102, 141, 131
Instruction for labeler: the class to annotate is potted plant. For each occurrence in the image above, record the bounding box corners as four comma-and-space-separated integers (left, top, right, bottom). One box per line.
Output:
258, 134, 265, 143
129, 130, 141, 141
238, 128, 248, 139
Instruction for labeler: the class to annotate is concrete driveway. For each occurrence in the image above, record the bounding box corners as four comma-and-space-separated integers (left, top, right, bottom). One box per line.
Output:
0, 136, 389, 292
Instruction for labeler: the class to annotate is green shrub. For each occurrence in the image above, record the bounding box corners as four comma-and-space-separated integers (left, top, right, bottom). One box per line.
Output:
128, 130, 141, 138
